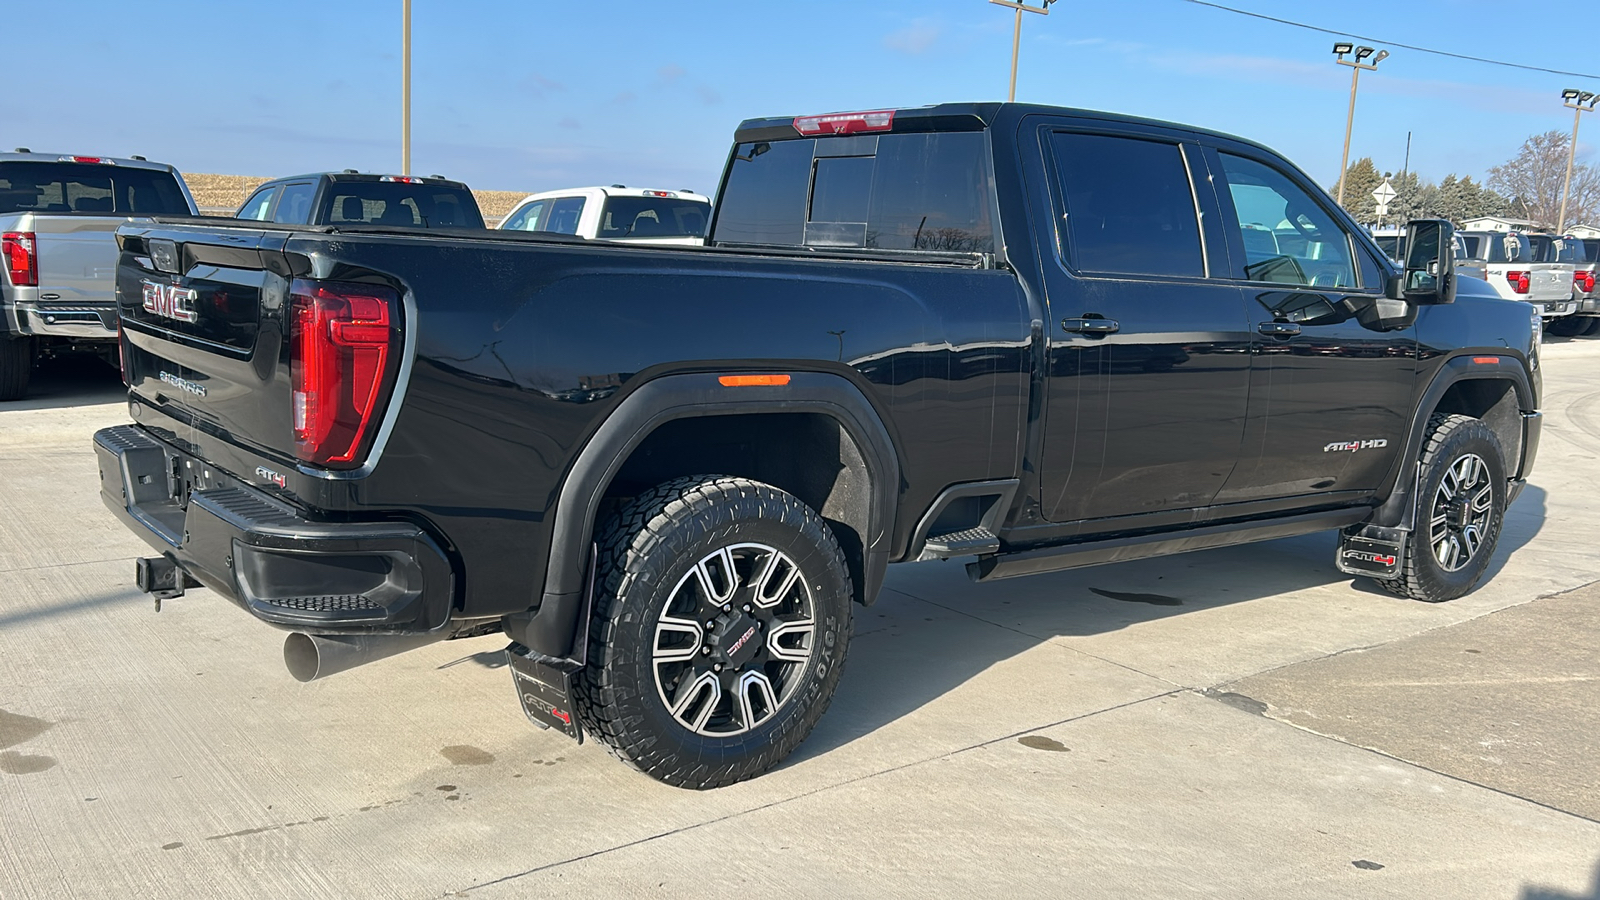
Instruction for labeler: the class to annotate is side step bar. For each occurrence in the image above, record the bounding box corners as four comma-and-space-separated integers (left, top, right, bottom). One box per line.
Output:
967, 508, 1370, 582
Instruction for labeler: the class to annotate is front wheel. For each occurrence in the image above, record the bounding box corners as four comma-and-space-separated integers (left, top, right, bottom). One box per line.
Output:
1379, 414, 1507, 602
573, 475, 853, 789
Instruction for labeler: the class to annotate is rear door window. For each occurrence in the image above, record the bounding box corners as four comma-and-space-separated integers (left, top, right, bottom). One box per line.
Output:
1050, 132, 1204, 278
712, 132, 996, 253
1217, 152, 1357, 288
0, 162, 190, 215
542, 197, 586, 234
271, 181, 316, 224
238, 187, 279, 221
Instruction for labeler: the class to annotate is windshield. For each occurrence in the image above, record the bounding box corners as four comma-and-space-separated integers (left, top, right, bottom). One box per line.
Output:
0, 162, 190, 215
321, 182, 484, 228
596, 196, 709, 239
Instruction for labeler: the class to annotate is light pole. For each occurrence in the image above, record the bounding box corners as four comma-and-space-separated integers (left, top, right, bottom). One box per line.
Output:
1558, 88, 1598, 233
402, 0, 412, 175
988, 0, 1055, 102
1333, 43, 1389, 207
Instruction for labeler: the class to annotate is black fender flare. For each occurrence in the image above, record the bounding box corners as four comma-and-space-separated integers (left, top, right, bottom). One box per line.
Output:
514, 371, 901, 658
1368, 353, 1535, 529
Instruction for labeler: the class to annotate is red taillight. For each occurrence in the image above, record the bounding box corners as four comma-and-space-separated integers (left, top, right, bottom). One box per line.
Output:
290, 279, 398, 467
380, 175, 422, 184
793, 110, 895, 136
2, 232, 37, 287
1505, 270, 1530, 294
1577, 270, 1596, 292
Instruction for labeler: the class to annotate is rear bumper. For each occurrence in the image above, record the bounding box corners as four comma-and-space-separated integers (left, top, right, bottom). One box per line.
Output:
1576, 293, 1600, 315
4, 299, 117, 339
1536, 299, 1577, 318
94, 424, 454, 633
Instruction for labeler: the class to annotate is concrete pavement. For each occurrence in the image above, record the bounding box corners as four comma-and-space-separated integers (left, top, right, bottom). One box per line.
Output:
2, 344, 1600, 899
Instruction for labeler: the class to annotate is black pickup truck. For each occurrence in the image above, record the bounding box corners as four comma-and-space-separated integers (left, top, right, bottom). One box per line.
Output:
96, 103, 1542, 788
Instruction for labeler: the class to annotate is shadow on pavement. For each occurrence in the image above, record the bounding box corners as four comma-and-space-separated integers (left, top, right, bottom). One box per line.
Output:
793, 482, 1550, 764
1, 354, 124, 411
1523, 859, 1600, 899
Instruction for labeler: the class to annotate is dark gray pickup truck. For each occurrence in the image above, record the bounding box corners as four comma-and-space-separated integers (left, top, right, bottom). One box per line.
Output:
96, 103, 1541, 787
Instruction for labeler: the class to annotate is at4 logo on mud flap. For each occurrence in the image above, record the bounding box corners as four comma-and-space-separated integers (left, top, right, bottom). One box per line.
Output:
522, 693, 571, 725
141, 279, 198, 323
1324, 438, 1389, 453
1343, 549, 1397, 567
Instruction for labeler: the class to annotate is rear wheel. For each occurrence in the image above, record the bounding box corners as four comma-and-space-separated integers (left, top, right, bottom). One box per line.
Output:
573, 475, 853, 789
0, 337, 33, 401
1581, 316, 1600, 337
1379, 414, 1506, 603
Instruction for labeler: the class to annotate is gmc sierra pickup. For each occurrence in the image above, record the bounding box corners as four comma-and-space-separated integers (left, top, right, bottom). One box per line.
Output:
96, 103, 1542, 788
1, 151, 197, 399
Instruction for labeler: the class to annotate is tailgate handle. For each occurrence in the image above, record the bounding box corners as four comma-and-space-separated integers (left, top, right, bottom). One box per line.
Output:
1062, 316, 1119, 335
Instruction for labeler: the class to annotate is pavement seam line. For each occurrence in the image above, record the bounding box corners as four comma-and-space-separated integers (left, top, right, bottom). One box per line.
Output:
1197, 687, 1600, 828
437, 689, 1182, 897
880, 585, 1183, 689
0, 556, 142, 576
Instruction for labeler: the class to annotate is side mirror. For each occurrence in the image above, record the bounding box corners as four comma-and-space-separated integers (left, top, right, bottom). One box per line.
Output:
1387, 218, 1456, 305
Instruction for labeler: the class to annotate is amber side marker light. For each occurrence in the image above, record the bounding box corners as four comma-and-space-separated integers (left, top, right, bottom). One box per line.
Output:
718, 374, 791, 387
1472, 357, 1501, 365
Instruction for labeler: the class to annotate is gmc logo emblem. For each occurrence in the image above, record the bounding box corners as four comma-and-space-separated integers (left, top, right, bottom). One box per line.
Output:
141, 280, 198, 323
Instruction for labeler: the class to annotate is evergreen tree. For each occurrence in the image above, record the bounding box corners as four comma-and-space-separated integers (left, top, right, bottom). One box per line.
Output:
1331, 157, 1383, 221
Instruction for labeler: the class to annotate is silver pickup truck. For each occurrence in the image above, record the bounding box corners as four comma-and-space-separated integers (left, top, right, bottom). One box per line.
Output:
1, 151, 197, 399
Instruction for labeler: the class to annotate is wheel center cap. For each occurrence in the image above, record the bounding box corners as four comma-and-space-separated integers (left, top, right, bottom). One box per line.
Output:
1448, 498, 1472, 528
713, 614, 762, 669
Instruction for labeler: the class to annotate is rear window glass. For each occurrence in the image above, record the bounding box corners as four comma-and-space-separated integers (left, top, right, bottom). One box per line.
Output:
322, 182, 484, 229
1485, 233, 1531, 264
1584, 239, 1600, 263
597, 196, 709, 239
1530, 234, 1584, 263
712, 132, 996, 253
1458, 234, 1485, 259
0, 162, 190, 215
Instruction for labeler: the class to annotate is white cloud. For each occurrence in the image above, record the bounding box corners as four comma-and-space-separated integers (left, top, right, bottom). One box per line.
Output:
885, 19, 942, 55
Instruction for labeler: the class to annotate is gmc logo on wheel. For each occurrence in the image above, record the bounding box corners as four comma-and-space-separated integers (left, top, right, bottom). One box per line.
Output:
141, 280, 198, 323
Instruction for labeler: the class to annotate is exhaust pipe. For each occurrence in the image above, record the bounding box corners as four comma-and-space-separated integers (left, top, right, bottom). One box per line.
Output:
284, 632, 444, 682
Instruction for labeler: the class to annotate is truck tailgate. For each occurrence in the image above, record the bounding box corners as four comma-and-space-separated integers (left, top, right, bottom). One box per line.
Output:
117, 224, 297, 462
33, 215, 126, 306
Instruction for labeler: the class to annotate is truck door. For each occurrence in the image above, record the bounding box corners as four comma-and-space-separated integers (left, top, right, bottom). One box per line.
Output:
1205, 148, 1413, 506
1032, 127, 1253, 528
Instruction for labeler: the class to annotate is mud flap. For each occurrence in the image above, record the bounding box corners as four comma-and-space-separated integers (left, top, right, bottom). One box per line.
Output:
1336, 525, 1405, 579
505, 643, 583, 744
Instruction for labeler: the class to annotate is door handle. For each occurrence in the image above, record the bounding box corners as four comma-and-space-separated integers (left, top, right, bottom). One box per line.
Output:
1257, 321, 1301, 337
1062, 317, 1120, 335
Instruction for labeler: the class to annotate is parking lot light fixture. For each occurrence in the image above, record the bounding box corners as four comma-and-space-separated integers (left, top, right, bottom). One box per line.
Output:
1558, 88, 1600, 233
1334, 42, 1390, 207
989, 0, 1056, 103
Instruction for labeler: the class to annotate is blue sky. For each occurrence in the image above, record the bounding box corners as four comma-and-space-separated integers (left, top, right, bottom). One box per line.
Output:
8, 0, 1594, 196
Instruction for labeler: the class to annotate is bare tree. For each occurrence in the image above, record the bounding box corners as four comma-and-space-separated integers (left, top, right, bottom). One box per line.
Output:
1487, 130, 1600, 228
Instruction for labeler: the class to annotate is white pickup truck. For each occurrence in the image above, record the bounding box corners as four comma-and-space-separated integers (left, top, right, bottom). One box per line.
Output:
498, 185, 710, 245
1, 151, 197, 399
1457, 230, 1575, 320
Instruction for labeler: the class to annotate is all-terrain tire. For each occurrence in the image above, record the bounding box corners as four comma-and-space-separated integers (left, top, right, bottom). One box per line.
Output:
572, 475, 853, 789
1378, 413, 1507, 603
0, 337, 32, 402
